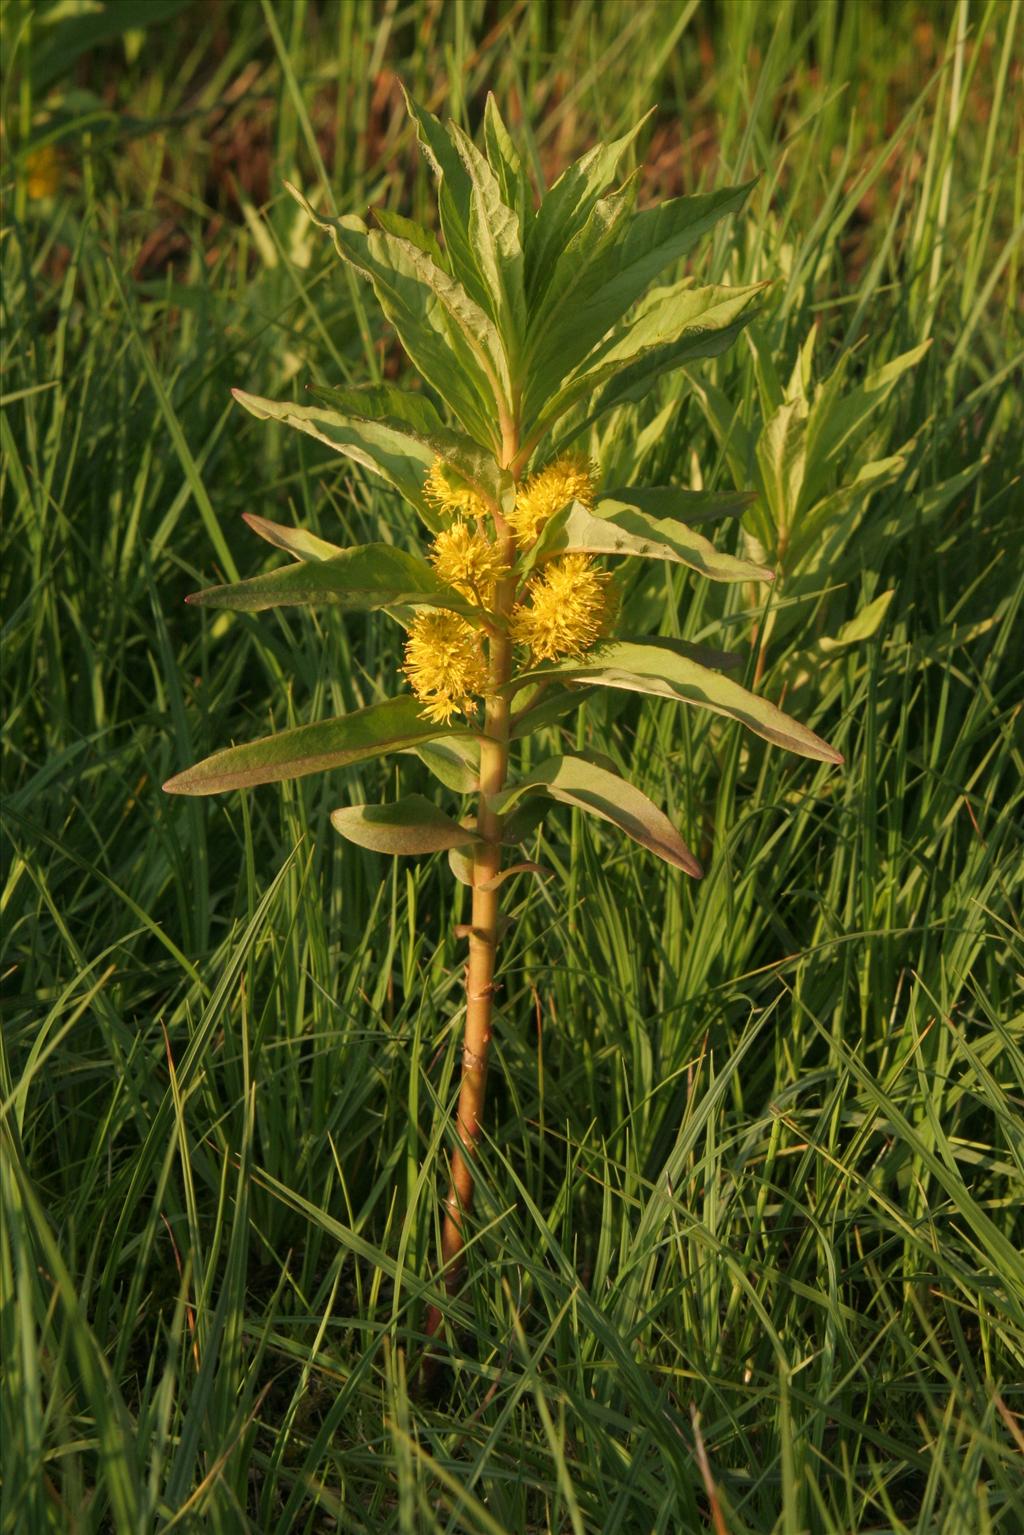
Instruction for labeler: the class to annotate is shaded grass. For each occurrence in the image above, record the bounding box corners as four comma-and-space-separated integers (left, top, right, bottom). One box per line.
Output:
2, 0, 1022, 1530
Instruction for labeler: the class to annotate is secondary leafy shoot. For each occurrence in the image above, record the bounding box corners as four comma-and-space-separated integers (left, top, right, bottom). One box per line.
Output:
164, 90, 842, 1352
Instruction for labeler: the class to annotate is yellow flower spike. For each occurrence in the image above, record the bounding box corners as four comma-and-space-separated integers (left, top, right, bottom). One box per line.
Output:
424, 459, 491, 522
510, 554, 612, 662
508, 453, 596, 549
429, 521, 509, 606
402, 610, 489, 724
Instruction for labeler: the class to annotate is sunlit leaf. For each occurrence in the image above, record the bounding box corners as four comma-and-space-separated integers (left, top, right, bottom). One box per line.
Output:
331, 795, 479, 854
185, 543, 485, 624
285, 183, 509, 446
528, 495, 773, 583
531, 282, 764, 448
526, 113, 654, 303
305, 383, 508, 506
164, 698, 476, 796
529, 180, 755, 395
492, 754, 702, 875
232, 389, 439, 525
505, 640, 843, 763
242, 513, 343, 563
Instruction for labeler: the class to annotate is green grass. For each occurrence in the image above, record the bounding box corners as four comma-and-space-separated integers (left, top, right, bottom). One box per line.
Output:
2, 0, 1022, 1530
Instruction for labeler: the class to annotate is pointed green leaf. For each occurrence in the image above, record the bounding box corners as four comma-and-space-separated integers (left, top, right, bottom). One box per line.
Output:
526, 174, 641, 389
602, 486, 755, 524
372, 208, 445, 267
756, 395, 809, 529
402, 90, 492, 317
483, 93, 533, 229
504, 640, 843, 764
404, 738, 481, 794
528, 496, 774, 583
304, 383, 507, 506
492, 755, 701, 875
285, 184, 509, 446
529, 282, 764, 447
331, 795, 479, 855
529, 180, 755, 393
233, 388, 438, 525
304, 380, 446, 438
526, 113, 654, 303
242, 513, 343, 563
185, 543, 485, 623
449, 121, 526, 354
790, 455, 905, 565
163, 697, 475, 796
809, 340, 932, 472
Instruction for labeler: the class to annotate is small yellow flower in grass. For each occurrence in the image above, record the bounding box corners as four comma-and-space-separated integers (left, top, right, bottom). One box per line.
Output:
403, 610, 489, 724
424, 459, 490, 521
429, 521, 509, 606
511, 554, 612, 662
508, 453, 596, 549
25, 145, 61, 200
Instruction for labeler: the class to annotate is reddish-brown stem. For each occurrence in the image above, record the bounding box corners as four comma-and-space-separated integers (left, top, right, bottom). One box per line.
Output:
421, 423, 519, 1366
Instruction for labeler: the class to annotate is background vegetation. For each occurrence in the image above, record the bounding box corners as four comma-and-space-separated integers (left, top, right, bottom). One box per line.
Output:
2, 1, 1021, 1530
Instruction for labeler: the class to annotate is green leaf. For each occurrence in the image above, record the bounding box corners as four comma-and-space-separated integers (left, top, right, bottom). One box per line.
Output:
372, 208, 445, 267
603, 486, 755, 524
505, 640, 843, 764
242, 513, 343, 563
185, 543, 485, 623
491, 755, 701, 875
232, 388, 439, 526
529, 282, 764, 448
756, 395, 810, 531
447, 844, 476, 886
526, 113, 654, 303
449, 120, 527, 361
528, 495, 774, 583
529, 180, 755, 395
304, 380, 446, 438
509, 683, 595, 739
818, 590, 896, 653
163, 697, 475, 796
483, 93, 533, 229
526, 174, 641, 387
808, 340, 932, 474
789, 454, 905, 566
304, 383, 508, 507
331, 795, 479, 855
402, 91, 492, 318
405, 738, 480, 794
285, 184, 509, 447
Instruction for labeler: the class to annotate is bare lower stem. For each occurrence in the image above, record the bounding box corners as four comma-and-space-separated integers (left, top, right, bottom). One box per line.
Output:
422, 426, 518, 1359
442, 716, 505, 1272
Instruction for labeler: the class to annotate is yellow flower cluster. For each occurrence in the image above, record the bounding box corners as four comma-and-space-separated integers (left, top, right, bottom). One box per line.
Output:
508, 453, 596, 549
403, 611, 488, 724
424, 460, 490, 521
511, 554, 612, 662
429, 521, 508, 606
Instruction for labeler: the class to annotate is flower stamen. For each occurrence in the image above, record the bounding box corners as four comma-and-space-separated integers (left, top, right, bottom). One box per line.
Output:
402, 610, 489, 724
510, 554, 611, 662
508, 453, 596, 549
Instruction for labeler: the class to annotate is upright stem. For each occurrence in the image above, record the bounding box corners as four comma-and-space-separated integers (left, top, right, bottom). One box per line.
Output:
423, 420, 519, 1350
